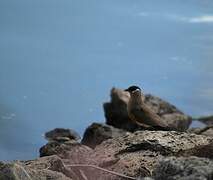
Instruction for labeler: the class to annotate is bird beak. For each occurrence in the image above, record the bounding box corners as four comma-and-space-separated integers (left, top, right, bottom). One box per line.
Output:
124, 89, 129, 92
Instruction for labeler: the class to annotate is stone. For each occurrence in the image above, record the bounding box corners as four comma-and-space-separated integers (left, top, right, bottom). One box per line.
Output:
40, 142, 126, 180
92, 130, 212, 178
45, 128, 81, 142
201, 128, 213, 137
153, 156, 213, 180
188, 126, 213, 137
39, 140, 81, 157
0, 155, 71, 180
81, 123, 129, 148
178, 141, 213, 159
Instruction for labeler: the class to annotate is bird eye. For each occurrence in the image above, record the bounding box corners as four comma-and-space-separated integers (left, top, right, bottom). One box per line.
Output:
133, 88, 141, 93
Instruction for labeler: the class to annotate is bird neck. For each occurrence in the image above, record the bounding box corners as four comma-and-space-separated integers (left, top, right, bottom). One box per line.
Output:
130, 92, 144, 105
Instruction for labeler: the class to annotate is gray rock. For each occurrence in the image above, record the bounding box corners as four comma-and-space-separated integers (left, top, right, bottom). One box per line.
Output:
103, 88, 192, 132
188, 126, 213, 137
153, 156, 213, 180
81, 123, 129, 148
45, 128, 81, 142
178, 141, 213, 159
201, 128, 213, 137
40, 129, 82, 157
0, 156, 71, 180
39, 140, 81, 157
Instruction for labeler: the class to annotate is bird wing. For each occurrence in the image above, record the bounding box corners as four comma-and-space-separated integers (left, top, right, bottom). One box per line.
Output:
131, 104, 168, 128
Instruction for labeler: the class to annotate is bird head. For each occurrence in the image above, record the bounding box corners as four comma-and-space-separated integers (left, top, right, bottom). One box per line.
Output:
125, 85, 141, 93
125, 85, 145, 102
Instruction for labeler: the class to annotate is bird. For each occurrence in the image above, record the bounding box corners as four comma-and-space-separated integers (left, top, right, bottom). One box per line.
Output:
125, 85, 170, 130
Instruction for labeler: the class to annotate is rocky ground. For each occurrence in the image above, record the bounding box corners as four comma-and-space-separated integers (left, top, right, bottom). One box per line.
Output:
1, 88, 213, 180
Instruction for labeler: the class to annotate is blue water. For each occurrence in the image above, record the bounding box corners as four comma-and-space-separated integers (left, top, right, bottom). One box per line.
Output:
0, 0, 213, 160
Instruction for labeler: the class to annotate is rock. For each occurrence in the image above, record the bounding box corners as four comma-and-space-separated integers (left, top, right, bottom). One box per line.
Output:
39, 140, 81, 157
0, 155, 71, 180
41, 129, 213, 179
92, 130, 212, 178
179, 141, 213, 159
40, 141, 128, 179
153, 156, 213, 180
188, 126, 213, 137
45, 128, 81, 142
201, 127, 213, 137
3, 129, 213, 180
81, 123, 129, 148
144, 94, 183, 115
161, 113, 191, 131
103, 88, 192, 132
197, 115, 213, 125
40, 128, 83, 157
187, 127, 203, 134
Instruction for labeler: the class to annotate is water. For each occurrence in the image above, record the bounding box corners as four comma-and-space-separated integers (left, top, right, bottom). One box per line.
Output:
0, 0, 213, 161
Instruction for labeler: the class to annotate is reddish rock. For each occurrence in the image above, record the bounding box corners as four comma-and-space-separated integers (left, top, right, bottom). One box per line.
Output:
2, 129, 213, 180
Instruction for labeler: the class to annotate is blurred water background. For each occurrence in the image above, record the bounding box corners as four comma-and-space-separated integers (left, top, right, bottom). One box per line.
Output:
0, 0, 213, 160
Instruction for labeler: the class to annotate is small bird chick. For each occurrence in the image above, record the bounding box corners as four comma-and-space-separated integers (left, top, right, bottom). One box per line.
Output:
125, 85, 169, 130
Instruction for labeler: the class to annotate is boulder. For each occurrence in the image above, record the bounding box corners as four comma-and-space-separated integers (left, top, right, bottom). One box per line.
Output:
39, 140, 82, 157
81, 123, 129, 148
92, 130, 212, 178
45, 128, 81, 142
40, 128, 82, 157
179, 141, 213, 159
153, 156, 213, 180
0, 155, 71, 180
188, 126, 213, 137
40, 140, 128, 179
103, 88, 192, 132
201, 127, 213, 137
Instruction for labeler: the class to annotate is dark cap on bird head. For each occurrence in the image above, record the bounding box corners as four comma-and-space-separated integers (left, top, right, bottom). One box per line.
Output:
125, 85, 141, 92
